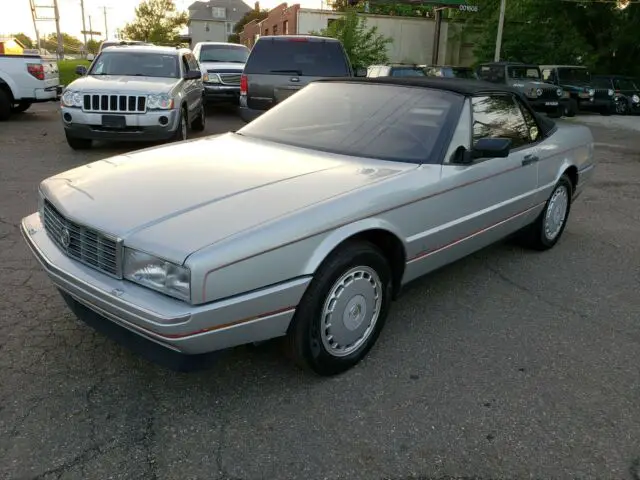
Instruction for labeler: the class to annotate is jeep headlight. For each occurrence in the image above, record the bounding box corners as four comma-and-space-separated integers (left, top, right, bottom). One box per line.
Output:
588, 88, 595, 97
536, 88, 543, 97
123, 248, 190, 302
147, 94, 174, 110
61, 89, 83, 108
205, 73, 221, 84
556, 88, 563, 97
608, 89, 614, 97
632, 94, 639, 103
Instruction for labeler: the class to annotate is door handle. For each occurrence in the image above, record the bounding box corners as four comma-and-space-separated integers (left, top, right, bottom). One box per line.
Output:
522, 154, 540, 166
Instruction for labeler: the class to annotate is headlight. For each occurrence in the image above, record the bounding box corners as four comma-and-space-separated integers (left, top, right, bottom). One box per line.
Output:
123, 248, 191, 302
556, 88, 563, 97
608, 89, 614, 97
536, 88, 543, 97
205, 73, 221, 84
632, 94, 639, 103
588, 88, 595, 96
61, 90, 83, 108
147, 94, 174, 110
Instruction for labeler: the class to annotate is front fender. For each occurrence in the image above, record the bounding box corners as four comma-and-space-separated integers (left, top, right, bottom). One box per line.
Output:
301, 218, 406, 275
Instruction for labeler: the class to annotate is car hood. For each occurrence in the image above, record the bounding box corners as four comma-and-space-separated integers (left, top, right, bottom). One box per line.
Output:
40, 134, 414, 264
68, 75, 180, 94
199, 61, 245, 72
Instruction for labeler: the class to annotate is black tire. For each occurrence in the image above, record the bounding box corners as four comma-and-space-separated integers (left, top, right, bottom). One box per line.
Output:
600, 104, 613, 116
172, 108, 188, 142
564, 98, 578, 117
0, 89, 11, 121
615, 98, 628, 115
548, 107, 562, 119
191, 103, 206, 132
520, 174, 573, 251
285, 240, 393, 376
11, 101, 32, 113
65, 131, 92, 150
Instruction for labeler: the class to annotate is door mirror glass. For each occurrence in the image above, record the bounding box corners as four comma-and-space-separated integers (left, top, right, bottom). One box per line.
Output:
471, 137, 512, 160
529, 126, 539, 141
75, 65, 87, 76
185, 70, 202, 80
355, 67, 367, 77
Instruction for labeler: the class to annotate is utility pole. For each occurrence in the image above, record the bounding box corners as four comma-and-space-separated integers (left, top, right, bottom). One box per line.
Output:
103, 6, 109, 39
89, 15, 94, 43
52, 0, 64, 60
80, 0, 88, 57
494, 0, 506, 61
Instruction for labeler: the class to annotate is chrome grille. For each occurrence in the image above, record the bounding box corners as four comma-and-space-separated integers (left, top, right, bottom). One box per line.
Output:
538, 87, 559, 99
219, 73, 241, 85
43, 200, 120, 277
83, 93, 146, 113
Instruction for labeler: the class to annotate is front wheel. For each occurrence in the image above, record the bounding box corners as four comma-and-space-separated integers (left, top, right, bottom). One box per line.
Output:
520, 174, 573, 251
615, 98, 628, 115
564, 98, 578, 117
191, 103, 206, 132
172, 108, 188, 142
600, 104, 613, 116
285, 241, 393, 376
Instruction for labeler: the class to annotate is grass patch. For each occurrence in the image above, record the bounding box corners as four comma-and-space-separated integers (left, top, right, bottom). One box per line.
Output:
58, 59, 91, 86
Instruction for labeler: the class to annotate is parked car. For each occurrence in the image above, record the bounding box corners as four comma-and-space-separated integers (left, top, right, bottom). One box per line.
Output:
239, 35, 365, 123
540, 65, 615, 116
0, 51, 60, 120
61, 45, 205, 150
192, 41, 249, 106
591, 74, 640, 115
98, 39, 152, 53
476, 61, 569, 118
366, 64, 427, 78
22, 77, 595, 375
423, 64, 477, 79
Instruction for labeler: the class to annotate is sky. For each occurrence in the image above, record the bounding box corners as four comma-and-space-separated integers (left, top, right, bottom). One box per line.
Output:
0, 0, 322, 43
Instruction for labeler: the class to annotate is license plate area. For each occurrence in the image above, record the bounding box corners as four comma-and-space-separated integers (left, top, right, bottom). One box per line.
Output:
101, 115, 126, 129
545, 101, 558, 106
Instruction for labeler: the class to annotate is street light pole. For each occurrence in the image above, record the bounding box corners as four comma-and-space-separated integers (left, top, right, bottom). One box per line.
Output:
494, 0, 506, 61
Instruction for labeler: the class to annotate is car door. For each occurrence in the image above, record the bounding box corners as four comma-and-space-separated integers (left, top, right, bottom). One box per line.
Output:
180, 54, 198, 117
186, 53, 204, 110
422, 93, 541, 268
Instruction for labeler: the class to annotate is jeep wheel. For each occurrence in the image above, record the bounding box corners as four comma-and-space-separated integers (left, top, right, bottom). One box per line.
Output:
65, 132, 92, 150
615, 98, 629, 115
548, 107, 562, 119
172, 108, 188, 142
564, 98, 578, 117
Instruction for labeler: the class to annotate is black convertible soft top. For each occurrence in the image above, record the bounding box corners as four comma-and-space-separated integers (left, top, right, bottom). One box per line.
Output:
315, 76, 557, 137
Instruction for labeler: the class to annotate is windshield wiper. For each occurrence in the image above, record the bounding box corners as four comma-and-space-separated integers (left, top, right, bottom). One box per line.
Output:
270, 69, 303, 75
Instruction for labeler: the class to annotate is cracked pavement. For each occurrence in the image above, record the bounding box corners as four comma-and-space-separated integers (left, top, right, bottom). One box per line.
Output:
1, 104, 639, 480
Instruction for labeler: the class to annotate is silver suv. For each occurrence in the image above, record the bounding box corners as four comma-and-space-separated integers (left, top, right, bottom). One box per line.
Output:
61, 45, 205, 150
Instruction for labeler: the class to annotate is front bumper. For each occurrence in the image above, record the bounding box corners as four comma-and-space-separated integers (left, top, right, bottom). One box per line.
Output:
204, 84, 240, 103
577, 96, 614, 111
61, 106, 180, 141
21, 212, 309, 360
527, 97, 565, 112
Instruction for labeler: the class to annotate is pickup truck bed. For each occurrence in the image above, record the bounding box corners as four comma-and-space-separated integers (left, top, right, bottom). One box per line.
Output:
0, 53, 61, 120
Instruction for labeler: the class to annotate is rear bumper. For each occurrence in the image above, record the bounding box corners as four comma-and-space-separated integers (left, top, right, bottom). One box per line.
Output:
238, 106, 264, 123
61, 106, 180, 141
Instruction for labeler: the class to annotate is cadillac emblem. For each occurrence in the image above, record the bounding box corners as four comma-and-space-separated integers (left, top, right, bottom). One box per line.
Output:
60, 227, 71, 249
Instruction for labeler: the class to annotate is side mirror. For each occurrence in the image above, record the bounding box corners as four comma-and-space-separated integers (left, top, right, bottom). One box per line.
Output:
185, 70, 202, 80
355, 67, 367, 77
75, 65, 87, 76
456, 138, 512, 164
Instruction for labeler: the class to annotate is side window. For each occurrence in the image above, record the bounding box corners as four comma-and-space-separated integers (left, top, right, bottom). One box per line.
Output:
181, 55, 190, 75
542, 69, 556, 83
187, 53, 199, 72
515, 97, 540, 142
471, 94, 532, 150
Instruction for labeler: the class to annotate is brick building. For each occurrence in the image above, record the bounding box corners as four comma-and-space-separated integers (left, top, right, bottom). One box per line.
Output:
239, 2, 300, 48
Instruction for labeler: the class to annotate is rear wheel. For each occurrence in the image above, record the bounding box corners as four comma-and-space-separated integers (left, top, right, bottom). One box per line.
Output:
0, 89, 11, 121
11, 101, 32, 113
520, 174, 573, 251
285, 241, 393, 376
65, 131, 92, 150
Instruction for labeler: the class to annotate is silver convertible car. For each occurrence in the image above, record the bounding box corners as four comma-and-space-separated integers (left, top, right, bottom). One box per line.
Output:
21, 77, 595, 375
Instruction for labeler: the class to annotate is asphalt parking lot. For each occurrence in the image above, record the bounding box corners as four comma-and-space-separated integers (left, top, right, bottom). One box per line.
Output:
1, 104, 639, 480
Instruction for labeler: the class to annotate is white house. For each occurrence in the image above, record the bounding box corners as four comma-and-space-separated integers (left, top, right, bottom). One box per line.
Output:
187, 0, 253, 44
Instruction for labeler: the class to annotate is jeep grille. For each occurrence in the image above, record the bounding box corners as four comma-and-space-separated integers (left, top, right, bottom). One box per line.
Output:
83, 94, 147, 113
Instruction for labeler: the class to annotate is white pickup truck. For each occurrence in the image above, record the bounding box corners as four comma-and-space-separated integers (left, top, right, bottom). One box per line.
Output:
0, 53, 61, 120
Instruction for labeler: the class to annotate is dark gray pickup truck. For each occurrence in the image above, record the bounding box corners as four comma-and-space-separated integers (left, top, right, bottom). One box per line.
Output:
239, 35, 365, 123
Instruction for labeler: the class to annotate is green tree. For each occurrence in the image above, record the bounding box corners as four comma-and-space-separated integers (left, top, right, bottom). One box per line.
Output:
310, 7, 392, 69
86, 39, 100, 54
12, 33, 34, 49
41, 33, 84, 54
228, 8, 269, 43
121, 0, 188, 45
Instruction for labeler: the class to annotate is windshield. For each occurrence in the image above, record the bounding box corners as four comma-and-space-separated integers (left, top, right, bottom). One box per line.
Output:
591, 77, 612, 88
615, 78, 638, 90
391, 67, 426, 77
198, 44, 249, 63
508, 66, 541, 80
237, 82, 461, 164
89, 51, 179, 78
558, 68, 590, 83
